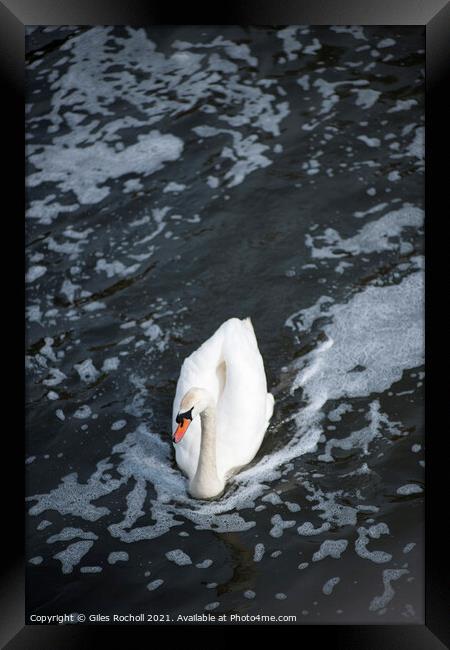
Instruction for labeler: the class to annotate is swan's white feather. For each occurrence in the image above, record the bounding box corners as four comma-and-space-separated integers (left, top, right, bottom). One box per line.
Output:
172, 317, 274, 483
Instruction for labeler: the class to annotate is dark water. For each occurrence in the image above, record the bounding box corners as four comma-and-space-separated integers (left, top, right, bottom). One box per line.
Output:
25, 26, 424, 624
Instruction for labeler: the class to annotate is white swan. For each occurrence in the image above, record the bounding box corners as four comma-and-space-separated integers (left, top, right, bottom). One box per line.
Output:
172, 317, 274, 499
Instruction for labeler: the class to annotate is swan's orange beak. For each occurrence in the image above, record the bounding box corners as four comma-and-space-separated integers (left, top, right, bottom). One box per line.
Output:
173, 418, 191, 444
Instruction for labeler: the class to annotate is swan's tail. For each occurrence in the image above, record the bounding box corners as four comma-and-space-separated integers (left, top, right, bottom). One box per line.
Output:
242, 316, 254, 332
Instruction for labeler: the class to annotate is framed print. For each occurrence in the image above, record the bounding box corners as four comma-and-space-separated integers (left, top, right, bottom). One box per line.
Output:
1, 0, 449, 647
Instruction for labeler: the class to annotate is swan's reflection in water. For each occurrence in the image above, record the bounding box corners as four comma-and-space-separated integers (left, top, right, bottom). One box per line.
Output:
214, 532, 256, 597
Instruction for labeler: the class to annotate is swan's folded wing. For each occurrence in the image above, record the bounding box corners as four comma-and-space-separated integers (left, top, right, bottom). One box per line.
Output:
215, 319, 271, 475
174, 318, 256, 413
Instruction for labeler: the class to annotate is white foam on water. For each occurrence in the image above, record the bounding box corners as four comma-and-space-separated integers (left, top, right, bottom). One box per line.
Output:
111, 420, 127, 431
357, 135, 380, 148
73, 405, 92, 419
396, 484, 423, 496
95, 259, 141, 279
297, 74, 310, 91
355, 524, 392, 564
27, 27, 291, 224
298, 521, 331, 536
207, 176, 219, 188
108, 551, 129, 564
378, 38, 396, 48
402, 604, 416, 618
318, 401, 401, 463
388, 99, 418, 113
48, 229, 92, 257
328, 403, 352, 422
28, 131, 183, 207
83, 302, 106, 312
60, 280, 80, 303
173, 35, 257, 67
312, 539, 348, 562
288, 269, 424, 402
253, 543, 265, 562
27, 460, 122, 521
303, 39, 321, 55
196, 559, 213, 568
353, 202, 389, 219
367, 523, 390, 539
40, 338, 57, 363
351, 88, 380, 109
43, 368, 67, 387
369, 569, 409, 612
165, 549, 192, 566
330, 26, 367, 41
262, 492, 282, 505
102, 357, 120, 372
277, 27, 303, 61
47, 527, 98, 544
53, 540, 94, 574
301, 479, 378, 533
140, 319, 169, 352
163, 182, 186, 193
322, 577, 340, 595
405, 126, 424, 169
135, 207, 171, 246
26, 304, 43, 324
204, 602, 220, 611
313, 79, 368, 115
193, 125, 272, 187
26, 266, 47, 283
269, 514, 296, 538
388, 170, 401, 182
74, 359, 100, 384
403, 543, 416, 554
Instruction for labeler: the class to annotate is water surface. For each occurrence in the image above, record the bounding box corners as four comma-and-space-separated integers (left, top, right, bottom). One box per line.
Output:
26, 25, 424, 623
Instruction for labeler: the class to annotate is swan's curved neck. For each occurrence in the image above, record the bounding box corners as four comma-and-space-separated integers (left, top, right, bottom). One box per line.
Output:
190, 404, 223, 499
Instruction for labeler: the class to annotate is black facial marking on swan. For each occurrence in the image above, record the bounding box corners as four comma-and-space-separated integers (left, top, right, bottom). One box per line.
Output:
176, 407, 193, 423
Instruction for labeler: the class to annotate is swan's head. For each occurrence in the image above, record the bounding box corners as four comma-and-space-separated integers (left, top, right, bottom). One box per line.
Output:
173, 387, 211, 444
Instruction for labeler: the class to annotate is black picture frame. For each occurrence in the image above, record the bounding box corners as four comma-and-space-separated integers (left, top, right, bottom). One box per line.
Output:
3, 0, 449, 647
